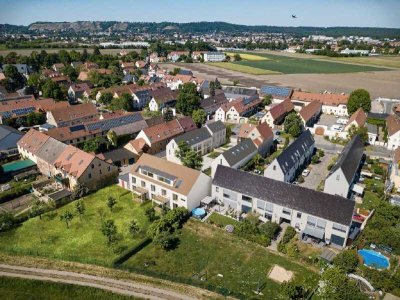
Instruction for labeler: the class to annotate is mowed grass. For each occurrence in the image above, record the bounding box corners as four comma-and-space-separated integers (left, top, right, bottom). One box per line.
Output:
214, 52, 389, 74
122, 220, 318, 298
224, 52, 268, 61
208, 62, 281, 75
0, 185, 151, 266
0, 276, 137, 300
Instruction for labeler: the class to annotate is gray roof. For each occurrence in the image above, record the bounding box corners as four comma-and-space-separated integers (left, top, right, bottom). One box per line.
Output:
99, 148, 135, 162
366, 123, 378, 135
173, 127, 211, 146
327, 135, 364, 183
35, 137, 67, 164
0, 125, 23, 151
1, 64, 31, 75
276, 130, 315, 174
222, 139, 257, 166
205, 120, 225, 133
213, 165, 355, 226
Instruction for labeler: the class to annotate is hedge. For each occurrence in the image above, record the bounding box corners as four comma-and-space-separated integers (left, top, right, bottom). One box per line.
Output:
0, 184, 31, 204
112, 237, 152, 267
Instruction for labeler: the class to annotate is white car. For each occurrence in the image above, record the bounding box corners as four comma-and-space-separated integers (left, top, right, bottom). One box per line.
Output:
302, 169, 310, 177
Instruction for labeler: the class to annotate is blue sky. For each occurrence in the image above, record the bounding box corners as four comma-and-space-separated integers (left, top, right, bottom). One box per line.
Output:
0, 0, 399, 28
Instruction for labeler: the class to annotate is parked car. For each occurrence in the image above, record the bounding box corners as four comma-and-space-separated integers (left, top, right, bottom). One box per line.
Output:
302, 169, 310, 177
275, 130, 281, 135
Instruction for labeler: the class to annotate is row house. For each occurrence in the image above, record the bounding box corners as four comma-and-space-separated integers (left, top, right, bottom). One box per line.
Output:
212, 165, 355, 248
215, 95, 262, 123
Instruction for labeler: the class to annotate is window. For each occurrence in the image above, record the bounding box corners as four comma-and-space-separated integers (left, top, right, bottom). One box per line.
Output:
273, 165, 276, 171
107, 166, 111, 172
257, 200, 265, 210
181, 198, 186, 202
151, 185, 155, 192
99, 169, 102, 175
173, 194, 178, 201
265, 202, 273, 212
223, 193, 230, 199
333, 223, 347, 233
91, 164, 94, 169
297, 212, 302, 218
307, 216, 317, 226
242, 195, 252, 203
336, 174, 340, 181
161, 189, 166, 196
132, 177, 136, 184
317, 219, 327, 229
141, 181, 146, 188
215, 186, 219, 192
282, 208, 292, 215
88, 173, 92, 179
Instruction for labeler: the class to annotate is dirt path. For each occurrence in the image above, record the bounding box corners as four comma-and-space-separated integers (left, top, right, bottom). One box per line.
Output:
0, 264, 197, 300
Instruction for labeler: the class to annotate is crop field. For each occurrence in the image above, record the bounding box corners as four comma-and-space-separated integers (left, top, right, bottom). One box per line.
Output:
224, 52, 268, 61
213, 52, 388, 74
321, 55, 400, 68
208, 62, 280, 75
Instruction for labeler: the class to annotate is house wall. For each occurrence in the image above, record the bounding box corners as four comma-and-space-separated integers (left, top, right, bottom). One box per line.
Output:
211, 184, 350, 248
186, 174, 212, 211
148, 98, 159, 112
166, 139, 181, 164
321, 104, 348, 117
208, 128, 226, 149
17, 145, 37, 163
166, 137, 213, 164
388, 131, 400, 150
324, 168, 350, 198
214, 108, 226, 122
78, 157, 118, 191
261, 111, 275, 128
264, 161, 285, 182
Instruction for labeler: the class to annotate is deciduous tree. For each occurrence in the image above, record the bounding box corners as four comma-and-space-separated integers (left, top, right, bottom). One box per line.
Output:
347, 89, 371, 114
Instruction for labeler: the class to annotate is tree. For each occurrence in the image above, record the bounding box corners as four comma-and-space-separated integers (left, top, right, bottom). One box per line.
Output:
30, 200, 46, 220
107, 130, 118, 147
0, 212, 15, 232
226, 125, 232, 141
61, 65, 78, 81
128, 219, 140, 237
3, 65, 25, 92
111, 93, 133, 111
153, 231, 178, 251
145, 207, 157, 222
311, 154, 319, 164
234, 53, 242, 61
347, 125, 368, 144
26, 112, 45, 126
92, 46, 101, 56
175, 141, 202, 170
72, 183, 88, 200
176, 82, 201, 116
27, 72, 44, 92
347, 89, 371, 114
262, 94, 272, 106
99, 92, 114, 105
82, 137, 102, 153
163, 107, 174, 122
333, 250, 359, 273
280, 281, 305, 300
107, 196, 117, 211
101, 219, 118, 245
284, 112, 304, 137
192, 109, 206, 128
60, 211, 74, 228
75, 201, 86, 219
42, 79, 66, 101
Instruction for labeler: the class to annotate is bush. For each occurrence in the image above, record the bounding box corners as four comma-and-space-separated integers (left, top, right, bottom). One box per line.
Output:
0, 212, 16, 232
278, 226, 296, 253
333, 250, 359, 273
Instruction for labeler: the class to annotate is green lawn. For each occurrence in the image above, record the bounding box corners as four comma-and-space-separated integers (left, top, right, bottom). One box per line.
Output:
207, 212, 240, 228
207, 151, 221, 159
0, 276, 136, 300
121, 220, 318, 298
218, 52, 388, 74
0, 185, 152, 266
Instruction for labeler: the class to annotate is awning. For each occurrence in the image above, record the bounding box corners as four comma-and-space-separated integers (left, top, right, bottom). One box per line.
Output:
132, 186, 147, 195
201, 196, 214, 205
152, 194, 169, 205
303, 225, 325, 240
352, 184, 364, 195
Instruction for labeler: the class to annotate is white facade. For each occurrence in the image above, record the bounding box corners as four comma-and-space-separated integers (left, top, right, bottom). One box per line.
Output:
388, 131, 400, 150
321, 104, 348, 117
211, 149, 256, 177
148, 98, 159, 112
204, 52, 226, 62
324, 168, 350, 198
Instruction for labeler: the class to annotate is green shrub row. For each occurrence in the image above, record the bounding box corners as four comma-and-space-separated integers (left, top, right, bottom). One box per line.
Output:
277, 226, 296, 253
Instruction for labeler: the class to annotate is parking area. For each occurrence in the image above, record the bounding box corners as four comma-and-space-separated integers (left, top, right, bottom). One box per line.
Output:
300, 152, 335, 190
317, 114, 344, 127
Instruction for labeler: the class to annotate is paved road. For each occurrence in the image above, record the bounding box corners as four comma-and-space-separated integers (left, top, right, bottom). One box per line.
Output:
0, 264, 198, 300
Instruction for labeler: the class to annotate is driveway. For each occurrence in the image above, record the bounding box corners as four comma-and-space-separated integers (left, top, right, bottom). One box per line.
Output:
300, 153, 334, 190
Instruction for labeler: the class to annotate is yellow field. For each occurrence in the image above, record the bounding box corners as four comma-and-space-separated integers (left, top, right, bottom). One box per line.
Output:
224, 52, 268, 61
208, 62, 280, 75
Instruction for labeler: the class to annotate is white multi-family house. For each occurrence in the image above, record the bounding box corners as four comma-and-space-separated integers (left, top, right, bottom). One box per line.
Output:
212, 165, 355, 248
211, 139, 257, 177
166, 121, 226, 164
148, 87, 178, 112
386, 114, 400, 150
167, 51, 189, 62
324, 135, 364, 198
127, 153, 212, 211
203, 52, 226, 62
264, 130, 315, 183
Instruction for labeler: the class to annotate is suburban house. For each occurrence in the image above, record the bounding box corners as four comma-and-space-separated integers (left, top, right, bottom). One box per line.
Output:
345, 108, 367, 131
46, 103, 99, 128
290, 91, 349, 117
166, 121, 226, 164
67, 83, 92, 102
212, 165, 355, 248
126, 153, 212, 210
261, 98, 295, 127
214, 95, 262, 123
203, 52, 226, 62
238, 122, 274, 156
148, 87, 179, 112
17, 129, 118, 191
191, 51, 205, 61
264, 130, 315, 183
386, 114, 400, 150
324, 135, 364, 198
200, 91, 228, 117
167, 51, 189, 62
299, 101, 322, 127
260, 85, 293, 102
0, 125, 23, 159
133, 117, 196, 155
0, 64, 31, 77
46, 112, 148, 145
211, 139, 257, 177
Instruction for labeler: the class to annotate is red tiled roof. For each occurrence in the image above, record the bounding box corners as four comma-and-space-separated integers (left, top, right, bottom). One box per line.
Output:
269, 99, 294, 119
387, 114, 400, 136
299, 101, 322, 123
54, 145, 95, 178
142, 119, 184, 143
291, 91, 349, 106
48, 103, 98, 123
17, 129, 50, 155
346, 108, 367, 128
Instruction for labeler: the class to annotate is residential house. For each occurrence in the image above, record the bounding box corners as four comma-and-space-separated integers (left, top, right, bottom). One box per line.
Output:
214, 95, 262, 123
261, 98, 294, 127
148, 87, 179, 112
17, 128, 50, 163
46, 103, 99, 128
238, 122, 274, 156
0, 125, 23, 158
223, 86, 258, 101
324, 135, 364, 198
127, 153, 212, 210
68, 83, 92, 102
149, 52, 160, 63
96, 148, 137, 167
203, 52, 226, 62
205, 121, 226, 148
167, 51, 189, 62
212, 165, 355, 248
135, 60, 148, 69
291, 91, 349, 117
386, 114, 400, 150
52, 63, 64, 72
299, 101, 322, 127
345, 108, 367, 131
191, 51, 205, 61
264, 130, 315, 183
260, 85, 293, 102
211, 139, 257, 177
200, 91, 228, 117
0, 64, 31, 77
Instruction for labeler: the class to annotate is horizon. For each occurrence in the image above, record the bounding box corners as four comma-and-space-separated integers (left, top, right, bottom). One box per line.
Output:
1, 0, 399, 28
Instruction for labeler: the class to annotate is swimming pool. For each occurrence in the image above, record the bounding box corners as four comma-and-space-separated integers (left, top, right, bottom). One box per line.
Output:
358, 249, 389, 269
192, 207, 206, 219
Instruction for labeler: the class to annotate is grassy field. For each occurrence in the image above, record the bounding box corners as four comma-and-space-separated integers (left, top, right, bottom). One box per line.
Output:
208, 62, 281, 75
0, 276, 136, 300
224, 52, 268, 61
212, 52, 388, 74
0, 185, 152, 266
122, 220, 318, 298
318, 55, 400, 69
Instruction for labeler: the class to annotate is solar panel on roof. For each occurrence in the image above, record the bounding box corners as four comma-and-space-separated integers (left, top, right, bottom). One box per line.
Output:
261, 85, 292, 98
70, 124, 85, 132
12, 107, 35, 116
86, 114, 143, 132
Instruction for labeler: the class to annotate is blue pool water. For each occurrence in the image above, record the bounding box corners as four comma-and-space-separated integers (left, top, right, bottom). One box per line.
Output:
192, 208, 206, 219
358, 249, 389, 269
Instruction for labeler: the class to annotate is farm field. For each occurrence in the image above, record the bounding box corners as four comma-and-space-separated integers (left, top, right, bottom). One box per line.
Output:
320, 55, 400, 69
228, 52, 388, 74
122, 220, 318, 298
0, 185, 152, 267
209, 62, 280, 75
0, 277, 135, 300
224, 52, 268, 61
